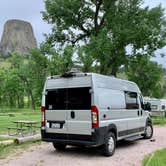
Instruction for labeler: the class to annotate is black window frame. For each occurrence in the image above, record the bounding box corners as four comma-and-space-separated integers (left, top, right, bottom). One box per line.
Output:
125, 91, 139, 109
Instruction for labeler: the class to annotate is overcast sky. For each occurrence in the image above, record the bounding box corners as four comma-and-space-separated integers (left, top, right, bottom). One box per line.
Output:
0, 0, 166, 67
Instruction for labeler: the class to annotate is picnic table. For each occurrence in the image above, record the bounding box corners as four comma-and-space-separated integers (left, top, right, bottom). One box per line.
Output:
8, 120, 39, 137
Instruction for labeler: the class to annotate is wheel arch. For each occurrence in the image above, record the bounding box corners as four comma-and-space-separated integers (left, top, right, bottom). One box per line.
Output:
146, 117, 152, 125
107, 124, 117, 140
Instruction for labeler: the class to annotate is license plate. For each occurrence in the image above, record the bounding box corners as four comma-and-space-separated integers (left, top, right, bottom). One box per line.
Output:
52, 123, 60, 129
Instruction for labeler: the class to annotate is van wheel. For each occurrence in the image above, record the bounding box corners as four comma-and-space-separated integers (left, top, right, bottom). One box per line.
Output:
52, 142, 66, 151
102, 132, 116, 157
143, 123, 153, 139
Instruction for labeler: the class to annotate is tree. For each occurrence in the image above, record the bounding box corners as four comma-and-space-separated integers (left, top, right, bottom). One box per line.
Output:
42, 0, 166, 76
3, 51, 48, 109
0, 70, 6, 105
3, 69, 24, 107
2, 53, 25, 108
126, 55, 163, 98
28, 49, 49, 106
77, 46, 94, 72
41, 45, 74, 75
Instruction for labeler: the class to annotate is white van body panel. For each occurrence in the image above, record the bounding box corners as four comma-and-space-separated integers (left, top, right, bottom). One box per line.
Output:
46, 76, 91, 89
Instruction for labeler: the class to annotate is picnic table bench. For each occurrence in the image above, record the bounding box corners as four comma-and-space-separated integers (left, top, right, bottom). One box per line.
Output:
8, 120, 39, 137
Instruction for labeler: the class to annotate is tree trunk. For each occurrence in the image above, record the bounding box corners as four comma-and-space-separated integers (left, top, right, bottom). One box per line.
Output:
111, 66, 117, 77
17, 95, 24, 108
29, 90, 36, 110
20, 76, 36, 110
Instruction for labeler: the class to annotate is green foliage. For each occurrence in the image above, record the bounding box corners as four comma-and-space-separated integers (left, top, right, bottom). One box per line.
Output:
28, 49, 49, 106
77, 46, 94, 72
48, 46, 74, 75
161, 75, 166, 97
126, 55, 163, 98
42, 0, 166, 76
0, 53, 25, 107
0, 45, 74, 109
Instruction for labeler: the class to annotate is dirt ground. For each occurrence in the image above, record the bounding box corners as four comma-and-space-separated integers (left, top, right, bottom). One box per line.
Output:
0, 125, 166, 166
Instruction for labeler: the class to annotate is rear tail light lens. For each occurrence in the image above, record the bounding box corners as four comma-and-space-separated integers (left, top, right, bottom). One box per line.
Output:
91, 106, 99, 128
41, 106, 46, 127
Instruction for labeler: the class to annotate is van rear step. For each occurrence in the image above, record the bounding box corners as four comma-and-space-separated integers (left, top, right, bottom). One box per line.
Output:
124, 135, 142, 141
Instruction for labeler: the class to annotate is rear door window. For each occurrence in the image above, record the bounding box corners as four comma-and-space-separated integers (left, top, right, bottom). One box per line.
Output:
46, 89, 66, 110
46, 87, 91, 110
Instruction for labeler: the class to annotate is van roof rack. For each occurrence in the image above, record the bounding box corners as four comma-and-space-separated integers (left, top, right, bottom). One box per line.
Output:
61, 71, 88, 78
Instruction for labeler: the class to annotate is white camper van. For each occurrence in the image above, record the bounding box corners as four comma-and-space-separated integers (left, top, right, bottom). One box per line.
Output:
144, 97, 161, 111
41, 72, 153, 156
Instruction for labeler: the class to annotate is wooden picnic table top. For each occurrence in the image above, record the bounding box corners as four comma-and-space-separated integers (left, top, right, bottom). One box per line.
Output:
12, 120, 39, 124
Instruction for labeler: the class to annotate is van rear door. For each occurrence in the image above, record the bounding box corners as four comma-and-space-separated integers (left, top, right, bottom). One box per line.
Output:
45, 89, 68, 134
66, 87, 92, 135
45, 87, 92, 135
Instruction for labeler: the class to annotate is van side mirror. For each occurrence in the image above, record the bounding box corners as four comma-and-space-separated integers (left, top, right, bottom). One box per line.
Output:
143, 102, 151, 111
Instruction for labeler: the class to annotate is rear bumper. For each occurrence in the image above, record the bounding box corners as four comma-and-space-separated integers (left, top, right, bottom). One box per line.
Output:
41, 127, 107, 146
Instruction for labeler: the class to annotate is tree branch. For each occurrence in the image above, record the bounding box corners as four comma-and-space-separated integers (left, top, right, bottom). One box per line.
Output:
77, 12, 89, 34
72, 33, 90, 44
94, 0, 103, 34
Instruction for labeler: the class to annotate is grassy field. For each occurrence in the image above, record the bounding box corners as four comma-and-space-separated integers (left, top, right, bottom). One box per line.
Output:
143, 148, 166, 166
152, 116, 166, 125
0, 136, 10, 141
0, 108, 41, 134
0, 108, 41, 159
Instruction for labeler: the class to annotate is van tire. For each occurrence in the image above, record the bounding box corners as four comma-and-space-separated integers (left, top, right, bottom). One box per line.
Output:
102, 132, 116, 157
52, 142, 66, 151
143, 123, 153, 139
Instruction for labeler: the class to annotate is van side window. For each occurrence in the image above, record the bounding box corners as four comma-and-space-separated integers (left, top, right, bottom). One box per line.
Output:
125, 92, 139, 109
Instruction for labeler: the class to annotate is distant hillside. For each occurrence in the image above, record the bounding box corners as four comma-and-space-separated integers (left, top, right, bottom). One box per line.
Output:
0, 19, 37, 58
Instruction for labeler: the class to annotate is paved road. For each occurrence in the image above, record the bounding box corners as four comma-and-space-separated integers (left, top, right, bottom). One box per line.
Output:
1, 126, 166, 166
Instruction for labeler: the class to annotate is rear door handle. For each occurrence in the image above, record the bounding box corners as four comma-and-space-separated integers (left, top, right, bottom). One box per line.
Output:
71, 111, 75, 119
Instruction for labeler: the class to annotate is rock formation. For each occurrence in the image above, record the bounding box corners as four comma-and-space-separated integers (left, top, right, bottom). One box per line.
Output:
0, 19, 37, 57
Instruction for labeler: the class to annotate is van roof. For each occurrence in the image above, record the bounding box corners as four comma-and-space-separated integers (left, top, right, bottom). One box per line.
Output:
91, 73, 141, 93
46, 72, 141, 93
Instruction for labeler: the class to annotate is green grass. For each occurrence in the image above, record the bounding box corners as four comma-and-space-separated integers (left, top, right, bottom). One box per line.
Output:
143, 148, 166, 166
0, 108, 41, 159
152, 116, 166, 125
0, 108, 41, 134
0, 136, 10, 141
0, 107, 41, 159
0, 59, 11, 69
0, 140, 42, 159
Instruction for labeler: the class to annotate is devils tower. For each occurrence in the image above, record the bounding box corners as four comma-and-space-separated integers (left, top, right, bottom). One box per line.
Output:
0, 19, 37, 57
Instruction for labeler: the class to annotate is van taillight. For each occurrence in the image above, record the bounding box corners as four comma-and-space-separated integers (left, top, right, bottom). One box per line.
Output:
91, 106, 99, 128
41, 106, 46, 127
